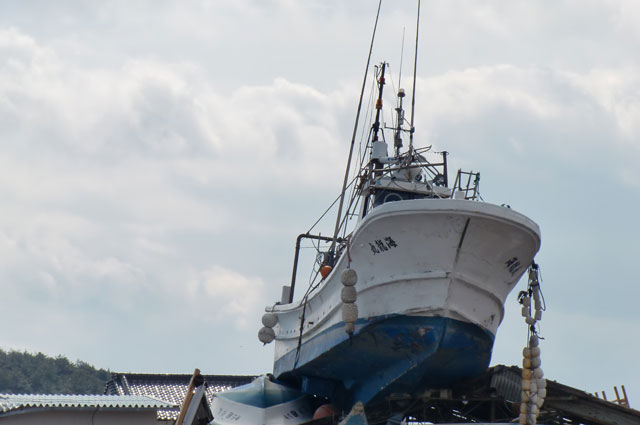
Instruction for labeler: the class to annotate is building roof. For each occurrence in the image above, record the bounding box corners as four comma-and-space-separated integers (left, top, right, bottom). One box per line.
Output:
0, 394, 175, 415
359, 365, 640, 425
105, 372, 256, 420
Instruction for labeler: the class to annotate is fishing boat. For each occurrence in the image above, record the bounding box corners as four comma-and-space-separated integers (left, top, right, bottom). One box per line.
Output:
257, 6, 541, 410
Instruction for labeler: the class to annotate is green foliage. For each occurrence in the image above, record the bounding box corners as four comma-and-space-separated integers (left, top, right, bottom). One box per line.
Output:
0, 348, 111, 394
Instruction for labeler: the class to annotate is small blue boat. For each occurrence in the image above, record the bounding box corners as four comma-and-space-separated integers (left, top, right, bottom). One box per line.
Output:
210, 375, 314, 425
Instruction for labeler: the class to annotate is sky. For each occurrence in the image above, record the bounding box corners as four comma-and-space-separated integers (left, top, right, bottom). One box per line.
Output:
1, 0, 639, 404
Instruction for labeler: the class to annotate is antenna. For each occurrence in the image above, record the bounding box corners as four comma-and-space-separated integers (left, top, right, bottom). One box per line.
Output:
398, 27, 406, 94
408, 0, 421, 153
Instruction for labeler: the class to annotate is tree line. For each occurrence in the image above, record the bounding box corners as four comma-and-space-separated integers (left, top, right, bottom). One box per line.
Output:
0, 348, 111, 394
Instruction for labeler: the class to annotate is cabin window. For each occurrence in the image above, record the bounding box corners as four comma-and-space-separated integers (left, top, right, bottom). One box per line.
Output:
373, 189, 426, 207
384, 192, 403, 203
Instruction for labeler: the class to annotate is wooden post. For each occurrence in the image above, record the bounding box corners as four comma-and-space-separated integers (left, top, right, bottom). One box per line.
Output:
176, 368, 200, 425
621, 385, 630, 407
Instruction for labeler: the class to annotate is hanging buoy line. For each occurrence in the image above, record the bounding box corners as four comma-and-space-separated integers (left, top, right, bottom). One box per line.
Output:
518, 262, 547, 425
341, 267, 358, 335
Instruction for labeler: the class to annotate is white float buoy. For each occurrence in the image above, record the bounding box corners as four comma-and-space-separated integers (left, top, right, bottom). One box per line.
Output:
533, 367, 543, 379
530, 357, 541, 368
519, 412, 527, 425
261, 313, 278, 328
341, 286, 357, 303
342, 303, 358, 323
258, 326, 275, 344
341, 269, 358, 286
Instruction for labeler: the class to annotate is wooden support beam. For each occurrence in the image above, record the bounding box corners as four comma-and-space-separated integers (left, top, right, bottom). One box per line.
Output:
176, 368, 200, 425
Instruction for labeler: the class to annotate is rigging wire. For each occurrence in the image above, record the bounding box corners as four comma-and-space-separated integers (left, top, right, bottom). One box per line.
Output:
330, 0, 383, 252
347, 127, 374, 223
305, 177, 357, 234
385, 64, 404, 133
355, 76, 377, 183
345, 125, 375, 234
307, 238, 321, 285
354, 66, 379, 183
387, 64, 398, 121
408, 0, 421, 152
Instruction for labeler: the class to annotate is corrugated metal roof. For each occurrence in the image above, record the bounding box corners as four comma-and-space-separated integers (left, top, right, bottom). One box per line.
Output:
489, 365, 522, 402
106, 373, 255, 401
0, 394, 175, 414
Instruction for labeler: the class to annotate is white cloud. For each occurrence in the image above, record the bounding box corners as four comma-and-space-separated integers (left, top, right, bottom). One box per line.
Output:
0, 27, 352, 188
186, 266, 267, 330
567, 68, 640, 143
404, 64, 640, 177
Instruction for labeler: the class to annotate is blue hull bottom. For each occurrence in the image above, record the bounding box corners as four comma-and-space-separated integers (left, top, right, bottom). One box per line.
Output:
274, 315, 494, 408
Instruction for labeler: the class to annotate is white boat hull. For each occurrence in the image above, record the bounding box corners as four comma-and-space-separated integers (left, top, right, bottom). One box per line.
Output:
268, 199, 540, 405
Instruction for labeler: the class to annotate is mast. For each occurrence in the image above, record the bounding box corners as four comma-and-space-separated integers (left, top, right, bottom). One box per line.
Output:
371, 63, 386, 143
394, 88, 405, 157
371, 63, 387, 176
